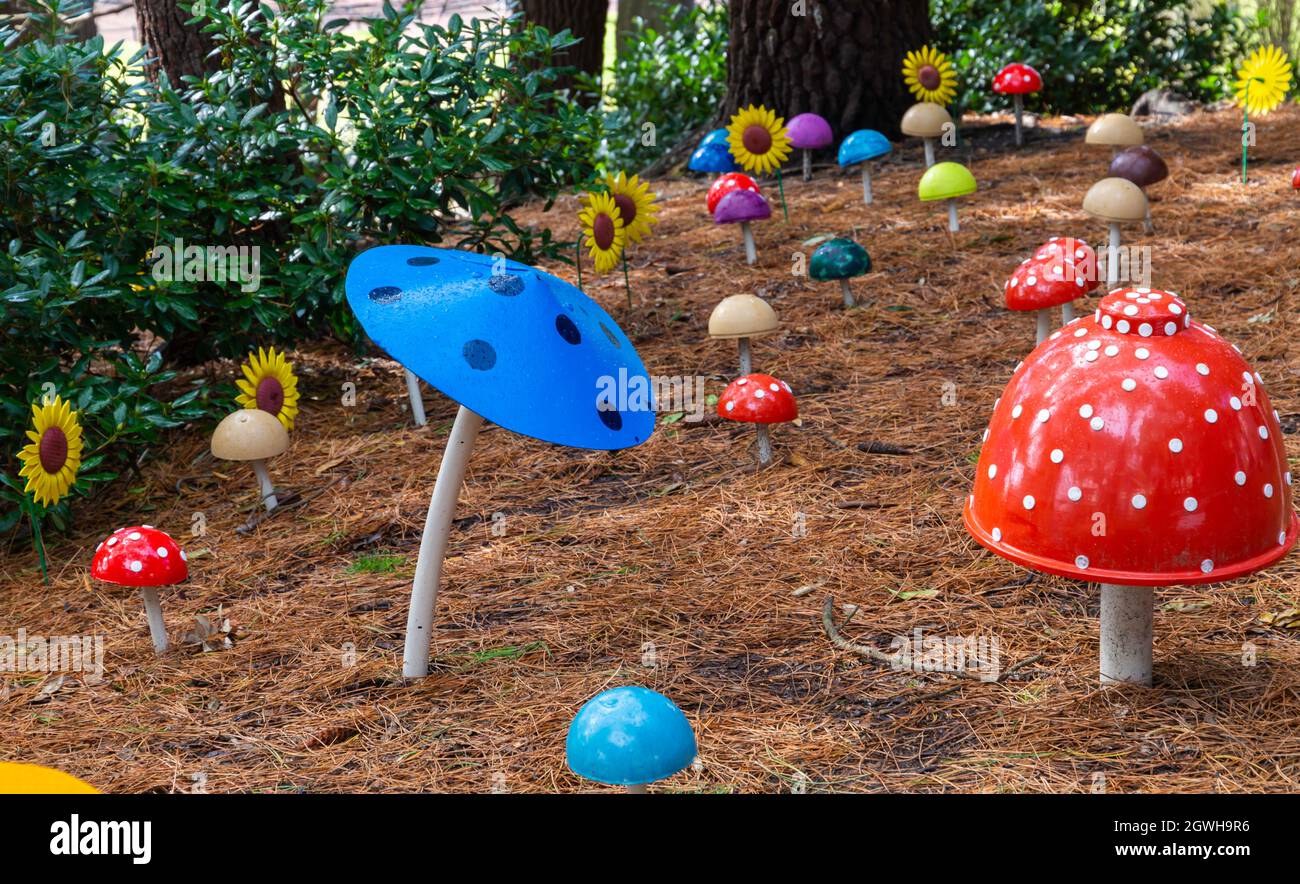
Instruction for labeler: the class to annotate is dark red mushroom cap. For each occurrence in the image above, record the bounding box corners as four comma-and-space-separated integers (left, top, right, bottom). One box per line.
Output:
1004, 237, 1099, 311
993, 63, 1042, 95
1108, 145, 1169, 188
966, 287, 1296, 586
1292, 166, 1300, 190
707, 173, 760, 215
91, 526, 188, 588
718, 374, 797, 424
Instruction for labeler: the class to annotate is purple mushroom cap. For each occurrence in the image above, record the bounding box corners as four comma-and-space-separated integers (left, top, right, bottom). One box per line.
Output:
786, 113, 833, 150
713, 189, 773, 224
1108, 145, 1169, 189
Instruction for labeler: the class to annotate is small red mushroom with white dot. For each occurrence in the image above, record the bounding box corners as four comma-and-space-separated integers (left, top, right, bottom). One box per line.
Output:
1004, 237, 1099, 345
91, 526, 189, 654
992, 63, 1042, 147
966, 287, 1296, 686
718, 373, 798, 467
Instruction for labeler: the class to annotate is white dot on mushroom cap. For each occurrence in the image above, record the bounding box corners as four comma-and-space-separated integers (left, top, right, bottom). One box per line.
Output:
737, 377, 748, 385
1023, 495, 1035, 510
1205, 409, 1218, 424
1068, 486, 1082, 501
1079, 404, 1093, 419
754, 389, 766, 398
1259, 426, 1269, 440
1230, 397, 1242, 411
1026, 275, 1037, 285
1076, 555, 1090, 569
1255, 372, 1263, 384
1196, 363, 1209, 376
1122, 378, 1137, 392
157, 547, 168, 557
1104, 345, 1119, 357
106, 536, 117, 547
1135, 347, 1149, 360
988, 464, 997, 479
1235, 470, 1247, 485
1012, 405, 1023, 419
982, 428, 990, 442
1242, 371, 1253, 385
1117, 320, 1131, 334
1102, 315, 1113, 329
1169, 438, 1183, 453
1165, 322, 1177, 336
1124, 304, 1138, 316
1036, 409, 1051, 423
127, 532, 141, 541
1201, 559, 1214, 574
992, 527, 1002, 542
129, 560, 142, 572
1169, 303, 1182, 314
1153, 366, 1168, 379
1286, 472, 1293, 485
1085, 351, 1099, 362
1050, 449, 1064, 463
1281, 531, 1288, 546
726, 401, 735, 411
1265, 484, 1274, 498
1087, 340, 1101, 350
1138, 323, 1152, 337
1074, 328, 1087, 337
1132, 494, 1147, 509
180, 550, 187, 562
1090, 417, 1105, 431
1184, 497, 1198, 512
769, 383, 779, 392
95, 542, 103, 552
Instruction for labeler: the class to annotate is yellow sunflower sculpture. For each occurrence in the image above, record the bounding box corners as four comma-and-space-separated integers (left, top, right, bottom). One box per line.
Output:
902, 45, 958, 105
1235, 44, 1292, 115
578, 192, 626, 274
603, 172, 660, 245
235, 346, 300, 431
726, 105, 792, 175
18, 394, 83, 507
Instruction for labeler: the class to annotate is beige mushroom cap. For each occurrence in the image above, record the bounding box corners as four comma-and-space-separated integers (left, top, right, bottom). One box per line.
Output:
901, 102, 953, 139
1085, 113, 1143, 147
1082, 177, 1149, 223
708, 294, 779, 340
212, 409, 289, 461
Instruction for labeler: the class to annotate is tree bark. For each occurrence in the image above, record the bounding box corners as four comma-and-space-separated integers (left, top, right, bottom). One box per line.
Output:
724, 0, 932, 140
518, 0, 609, 97
134, 0, 221, 85
615, 0, 691, 53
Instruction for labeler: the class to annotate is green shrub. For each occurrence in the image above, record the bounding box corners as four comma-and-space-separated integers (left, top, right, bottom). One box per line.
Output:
933, 0, 1262, 115
600, 0, 729, 170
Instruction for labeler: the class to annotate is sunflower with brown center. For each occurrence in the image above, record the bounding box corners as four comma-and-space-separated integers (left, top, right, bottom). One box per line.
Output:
902, 45, 958, 105
235, 347, 300, 431
578, 192, 626, 274
17, 395, 83, 507
602, 172, 660, 245
726, 105, 792, 176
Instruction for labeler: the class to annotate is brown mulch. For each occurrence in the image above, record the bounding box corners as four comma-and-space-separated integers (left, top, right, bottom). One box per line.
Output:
2, 106, 1299, 793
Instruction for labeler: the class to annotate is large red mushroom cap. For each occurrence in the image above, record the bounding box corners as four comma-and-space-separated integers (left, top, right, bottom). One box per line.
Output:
707, 173, 760, 215
993, 63, 1042, 95
718, 374, 797, 424
1004, 237, 1099, 311
966, 287, 1296, 586
91, 526, 189, 588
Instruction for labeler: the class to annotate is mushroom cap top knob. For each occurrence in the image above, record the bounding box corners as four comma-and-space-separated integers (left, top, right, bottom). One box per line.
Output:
712, 189, 772, 224
810, 238, 871, 281
688, 140, 740, 174
566, 687, 697, 787
837, 129, 892, 166
966, 287, 1296, 586
993, 63, 1042, 94
1086, 113, 1144, 147
211, 408, 289, 462
786, 113, 834, 150
1004, 237, 1099, 311
706, 172, 760, 215
918, 162, 977, 201
1108, 145, 1169, 188
0, 762, 100, 794
718, 374, 798, 424
345, 246, 655, 450
92, 525, 189, 588
901, 102, 953, 138
709, 294, 779, 340
1083, 177, 1149, 223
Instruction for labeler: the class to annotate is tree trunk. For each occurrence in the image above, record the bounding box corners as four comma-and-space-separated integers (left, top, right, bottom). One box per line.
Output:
518, 0, 609, 97
616, 0, 691, 53
135, 0, 221, 85
724, 0, 931, 140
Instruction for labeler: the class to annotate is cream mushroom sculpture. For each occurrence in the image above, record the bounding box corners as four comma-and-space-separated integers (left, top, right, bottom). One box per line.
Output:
901, 102, 952, 168
709, 294, 779, 375
211, 409, 289, 511
1086, 112, 1143, 160
1082, 178, 1148, 286
91, 526, 189, 654
966, 286, 1296, 686
345, 246, 655, 679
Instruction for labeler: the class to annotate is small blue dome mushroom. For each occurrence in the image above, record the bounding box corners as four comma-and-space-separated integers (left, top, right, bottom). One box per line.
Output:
689, 141, 741, 174
566, 686, 697, 787
699, 128, 730, 149
838, 129, 892, 167
345, 246, 654, 450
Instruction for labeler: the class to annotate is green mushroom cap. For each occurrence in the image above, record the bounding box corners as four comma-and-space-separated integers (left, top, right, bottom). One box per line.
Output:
918, 162, 977, 201
809, 238, 871, 281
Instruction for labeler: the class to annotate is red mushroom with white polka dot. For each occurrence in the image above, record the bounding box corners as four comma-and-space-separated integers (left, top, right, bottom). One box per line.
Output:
966, 287, 1296, 686
718, 373, 798, 467
1004, 237, 1099, 345
91, 526, 189, 654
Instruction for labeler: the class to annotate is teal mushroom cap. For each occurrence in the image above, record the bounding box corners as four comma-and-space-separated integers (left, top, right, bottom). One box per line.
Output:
810, 238, 871, 281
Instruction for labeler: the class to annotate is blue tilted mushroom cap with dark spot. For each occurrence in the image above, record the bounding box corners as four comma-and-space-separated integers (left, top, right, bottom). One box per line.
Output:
345, 246, 655, 450
810, 238, 871, 281
566, 686, 697, 787
689, 141, 741, 173
838, 129, 892, 166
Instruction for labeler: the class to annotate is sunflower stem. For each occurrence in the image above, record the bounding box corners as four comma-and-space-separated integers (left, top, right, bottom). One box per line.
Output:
1241, 91, 1249, 185
575, 238, 583, 291
622, 252, 632, 309
776, 168, 788, 221
30, 504, 48, 586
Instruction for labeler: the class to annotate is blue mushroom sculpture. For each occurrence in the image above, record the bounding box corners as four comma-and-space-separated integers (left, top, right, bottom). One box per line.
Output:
345, 246, 655, 678
699, 128, 730, 149
837, 129, 892, 205
567, 686, 697, 793
689, 139, 740, 174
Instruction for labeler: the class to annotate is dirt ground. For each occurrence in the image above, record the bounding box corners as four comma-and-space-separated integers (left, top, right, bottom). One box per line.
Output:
3, 106, 1299, 793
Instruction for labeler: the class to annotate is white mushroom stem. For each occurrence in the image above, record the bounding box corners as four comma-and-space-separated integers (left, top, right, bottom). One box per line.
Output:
403, 404, 484, 678
1012, 94, 1024, 146
755, 424, 774, 466
1106, 223, 1121, 286
139, 587, 168, 654
737, 337, 753, 375
1100, 583, 1154, 686
1035, 308, 1051, 345
802, 149, 813, 182
946, 199, 960, 232
625, 784, 648, 794
1061, 301, 1075, 324
1143, 202, 1153, 234
923, 138, 936, 167
741, 222, 756, 265
861, 166, 873, 205
251, 459, 278, 511
839, 278, 855, 308
405, 368, 427, 427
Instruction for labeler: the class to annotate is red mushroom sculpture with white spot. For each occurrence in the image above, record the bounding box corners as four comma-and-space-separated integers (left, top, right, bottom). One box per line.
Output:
992, 63, 1042, 147
718, 373, 797, 468
91, 526, 189, 654
966, 287, 1296, 686
1005, 237, 1099, 345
